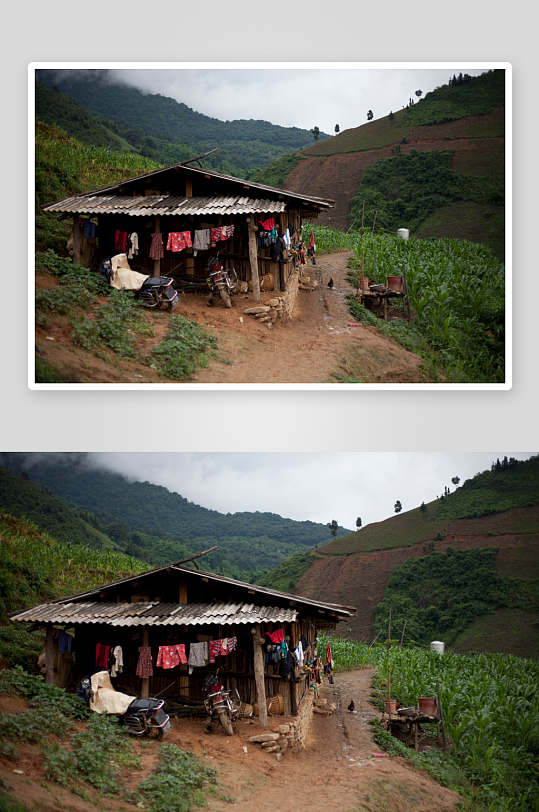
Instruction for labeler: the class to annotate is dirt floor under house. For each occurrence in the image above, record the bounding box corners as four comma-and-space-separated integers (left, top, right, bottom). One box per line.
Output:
0, 667, 462, 812
35, 252, 435, 385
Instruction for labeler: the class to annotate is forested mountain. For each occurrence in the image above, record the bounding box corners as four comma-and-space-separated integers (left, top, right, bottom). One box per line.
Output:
35, 71, 330, 178
0, 455, 350, 583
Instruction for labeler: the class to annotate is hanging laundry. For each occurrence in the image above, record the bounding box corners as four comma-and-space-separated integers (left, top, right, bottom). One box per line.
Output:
267, 629, 284, 645
188, 641, 208, 674
156, 644, 187, 669
209, 638, 230, 663
83, 220, 96, 240
282, 228, 291, 250
258, 218, 274, 231
136, 647, 153, 678
294, 640, 304, 667
210, 225, 234, 246
115, 230, 128, 252
58, 631, 73, 654
226, 637, 237, 652
279, 650, 298, 682
127, 232, 139, 259
95, 643, 110, 669
110, 646, 123, 678
193, 229, 211, 255
149, 233, 164, 259
166, 231, 193, 252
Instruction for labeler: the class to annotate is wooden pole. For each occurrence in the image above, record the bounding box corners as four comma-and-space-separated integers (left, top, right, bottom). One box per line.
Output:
173, 546, 219, 567
252, 624, 268, 727
153, 216, 161, 278
402, 262, 411, 321
387, 608, 392, 652
72, 215, 81, 266
45, 624, 55, 685
400, 620, 406, 649
437, 681, 447, 752
371, 211, 377, 235
141, 627, 150, 699
387, 666, 392, 732
361, 201, 365, 237
247, 217, 261, 301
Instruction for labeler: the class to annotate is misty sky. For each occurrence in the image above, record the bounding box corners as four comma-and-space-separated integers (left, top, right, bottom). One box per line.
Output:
20, 452, 536, 531
45, 65, 492, 135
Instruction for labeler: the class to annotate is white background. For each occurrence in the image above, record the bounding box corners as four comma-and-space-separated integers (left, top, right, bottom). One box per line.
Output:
2, 1, 537, 454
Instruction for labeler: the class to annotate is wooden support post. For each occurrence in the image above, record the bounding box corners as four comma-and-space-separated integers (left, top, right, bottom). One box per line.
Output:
252, 624, 268, 727
387, 666, 392, 734
45, 624, 55, 685
141, 627, 150, 699
73, 215, 81, 266
153, 216, 161, 278
400, 620, 406, 649
414, 720, 418, 752
273, 262, 281, 293
247, 217, 261, 302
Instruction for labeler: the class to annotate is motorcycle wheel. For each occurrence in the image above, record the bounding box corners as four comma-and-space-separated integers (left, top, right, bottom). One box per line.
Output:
148, 725, 165, 740
218, 709, 234, 736
207, 293, 214, 307
204, 714, 213, 734
219, 287, 232, 308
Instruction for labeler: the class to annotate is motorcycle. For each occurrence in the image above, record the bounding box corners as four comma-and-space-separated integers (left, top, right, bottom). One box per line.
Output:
78, 672, 172, 740
100, 257, 179, 312
205, 253, 238, 308
203, 667, 240, 736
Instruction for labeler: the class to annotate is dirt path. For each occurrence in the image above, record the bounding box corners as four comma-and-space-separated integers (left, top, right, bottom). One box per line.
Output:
35, 252, 431, 384
1, 669, 461, 812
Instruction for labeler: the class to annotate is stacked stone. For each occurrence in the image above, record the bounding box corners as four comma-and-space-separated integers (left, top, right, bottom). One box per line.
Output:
243, 297, 285, 330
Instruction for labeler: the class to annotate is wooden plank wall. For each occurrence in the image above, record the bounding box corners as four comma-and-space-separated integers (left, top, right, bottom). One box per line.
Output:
71, 613, 320, 717
96, 208, 304, 286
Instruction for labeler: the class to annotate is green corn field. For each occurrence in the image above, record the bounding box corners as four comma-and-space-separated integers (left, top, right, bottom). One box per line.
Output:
318, 634, 539, 811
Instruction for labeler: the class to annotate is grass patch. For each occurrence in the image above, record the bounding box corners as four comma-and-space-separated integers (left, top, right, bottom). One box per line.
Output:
146, 315, 220, 380
130, 743, 217, 812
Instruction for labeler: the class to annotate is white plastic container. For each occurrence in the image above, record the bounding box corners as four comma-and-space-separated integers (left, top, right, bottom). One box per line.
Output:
430, 640, 445, 655
397, 228, 410, 240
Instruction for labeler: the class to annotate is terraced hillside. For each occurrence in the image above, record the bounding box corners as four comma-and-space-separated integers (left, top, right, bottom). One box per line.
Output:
261, 70, 506, 258
265, 457, 539, 657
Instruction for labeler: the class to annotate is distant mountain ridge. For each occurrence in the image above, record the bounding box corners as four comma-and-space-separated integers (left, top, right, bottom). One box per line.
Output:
35, 70, 330, 178
0, 454, 351, 582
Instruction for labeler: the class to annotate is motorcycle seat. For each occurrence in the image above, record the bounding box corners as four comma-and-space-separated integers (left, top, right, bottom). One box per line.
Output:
140, 277, 170, 289
127, 698, 161, 712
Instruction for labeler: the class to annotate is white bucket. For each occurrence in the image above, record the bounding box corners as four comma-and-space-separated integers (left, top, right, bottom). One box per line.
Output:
430, 640, 445, 655
397, 228, 410, 240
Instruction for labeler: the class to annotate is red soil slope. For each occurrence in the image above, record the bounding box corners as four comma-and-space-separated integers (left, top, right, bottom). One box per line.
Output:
294, 507, 538, 644
283, 108, 504, 231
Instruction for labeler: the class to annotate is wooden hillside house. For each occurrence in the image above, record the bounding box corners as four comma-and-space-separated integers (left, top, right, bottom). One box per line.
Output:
43, 158, 334, 301
10, 563, 355, 726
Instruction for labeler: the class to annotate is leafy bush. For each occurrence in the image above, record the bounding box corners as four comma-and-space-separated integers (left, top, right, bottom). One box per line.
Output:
133, 743, 217, 812
148, 315, 219, 380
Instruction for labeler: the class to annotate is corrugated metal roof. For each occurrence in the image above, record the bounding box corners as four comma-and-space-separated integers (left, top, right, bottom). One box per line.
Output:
11, 600, 297, 627
24, 563, 355, 619
43, 194, 288, 217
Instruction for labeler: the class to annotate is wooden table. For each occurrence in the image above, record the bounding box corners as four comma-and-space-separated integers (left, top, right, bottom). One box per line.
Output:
381, 711, 440, 751
357, 287, 406, 322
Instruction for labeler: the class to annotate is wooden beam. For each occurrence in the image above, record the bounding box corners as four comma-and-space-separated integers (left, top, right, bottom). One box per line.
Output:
172, 546, 219, 567
246, 217, 261, 302
72, 215, 81, 266
252, 624, 268, 727
45, 624, 54, 685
